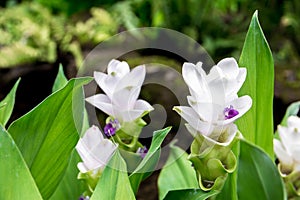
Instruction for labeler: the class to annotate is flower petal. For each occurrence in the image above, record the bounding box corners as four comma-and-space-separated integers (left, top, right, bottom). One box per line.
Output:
107, 59, 130, 77
182, 62, 211, 102
217, 95, 252, 125
287, 116, 300, 130
134, 99, 154, 113
85, 94, 114, 117
187, 96, 219, 122
274, 139, 293, 167
76, 126, 117, 172
112, 86, 141, 109
115, 65, 146, 92
217, 57, 239, 79
173, 106, 211, 136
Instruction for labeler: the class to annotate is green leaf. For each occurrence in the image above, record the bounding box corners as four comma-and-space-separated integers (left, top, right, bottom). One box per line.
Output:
164, 189, 219, 200
0, 78, 20, 127
90, 150, 135, 200
237, 140, 286, 200
8, 77, 92, 199
52, 64, 68, 93
237, 11, 274, 158
129, 127, 171, 194
49, 151, 85, 200
158, 143, 199, 200
0, 125, 43, 200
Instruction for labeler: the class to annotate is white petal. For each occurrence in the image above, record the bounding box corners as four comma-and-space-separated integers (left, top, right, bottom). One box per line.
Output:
107, 59, 130, 77
76, 126, 117, 171
173, 106, 211, 136
235, 68, 247, 92
209, 123, 237, 146
118, 109, 145, 122
134, 99, 154, 112
85, 94, 114, 117
218, 95, 252, 124
274, 139, 293, 167
217, 57, 239, 79
116, 65, 146, 92
112, 86, 141, 109
115, 100, 153, 122
187, 96, 219, 122
94, 71, 113, 98
182, 62, 211, 102
287, 116, 300, 130
278, 126, 300, 156
77, 162, 88, 173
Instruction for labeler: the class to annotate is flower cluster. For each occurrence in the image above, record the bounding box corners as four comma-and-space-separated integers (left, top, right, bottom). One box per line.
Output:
86, 59, 153, 124
174, 57, 252, 145
174, 57, 252, 191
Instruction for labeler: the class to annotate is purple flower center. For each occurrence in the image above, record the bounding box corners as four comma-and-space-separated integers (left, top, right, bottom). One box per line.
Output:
104, 119, 120, 137
224, 105, 239, 120
136, 146, 148, 158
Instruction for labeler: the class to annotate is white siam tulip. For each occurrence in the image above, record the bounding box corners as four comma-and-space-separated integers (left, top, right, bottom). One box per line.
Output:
86, 59, 153, 122
274, 116, 300, 174
76, 125, 117, 174
174, 57, 252, 145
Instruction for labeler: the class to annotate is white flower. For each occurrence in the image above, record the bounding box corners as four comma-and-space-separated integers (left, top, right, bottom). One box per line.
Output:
174, 57, 252, 145
86, 59, 153, 122
76, 125, 117, 174
274, 116, 300, 174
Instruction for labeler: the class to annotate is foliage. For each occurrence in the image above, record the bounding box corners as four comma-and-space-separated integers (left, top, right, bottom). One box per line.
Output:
0, 2, 118, 68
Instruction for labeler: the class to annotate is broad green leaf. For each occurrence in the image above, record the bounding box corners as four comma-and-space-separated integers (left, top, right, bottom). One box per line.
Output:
237, 140, 286, 200
129, 127, 171, 194
0, 78, 20, 127
52, 64, 68, 93
164, 189, 219, 200
49, 151, 85, 200
0, 125, 42, 200
274, 101, 300, 139
158, 144, 198, 200
90, 150, 135, 200
237, 11, 274, 157
8, 77, 92, 199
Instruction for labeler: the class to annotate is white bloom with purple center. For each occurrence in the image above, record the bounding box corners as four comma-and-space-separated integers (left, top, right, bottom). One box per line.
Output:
86, 59, 153, 123
76, 125, 117, 174
174, 57, 252, 145
274, 116, 300, 174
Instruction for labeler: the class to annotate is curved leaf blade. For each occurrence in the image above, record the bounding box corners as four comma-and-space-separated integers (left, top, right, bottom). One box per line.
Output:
129, 127, 171, 194
0, 78, 20, 127
0, 126, 42, 200
237, 140, 286, 200
158, 144, 198, 200
90, 150, 135, 200
8, 77, 92, 199
237, 11, 274, 157
49, 151, 85, 200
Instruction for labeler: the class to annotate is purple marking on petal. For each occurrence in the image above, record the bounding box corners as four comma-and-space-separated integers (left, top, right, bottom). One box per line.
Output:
104, 119, 120, 137
224, 105, 239, 120
136, 146, 148, 158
